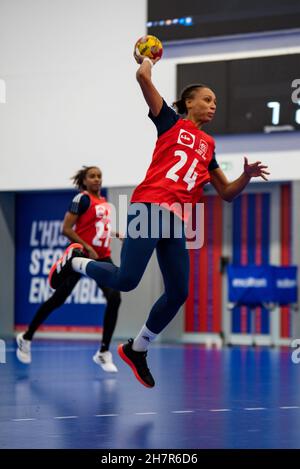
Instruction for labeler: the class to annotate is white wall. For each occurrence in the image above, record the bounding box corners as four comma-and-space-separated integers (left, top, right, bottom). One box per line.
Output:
0, 0, 156, 190
1, 2, 300, 191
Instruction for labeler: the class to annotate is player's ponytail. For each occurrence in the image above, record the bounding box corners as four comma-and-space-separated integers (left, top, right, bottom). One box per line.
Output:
173, 84, 207, 115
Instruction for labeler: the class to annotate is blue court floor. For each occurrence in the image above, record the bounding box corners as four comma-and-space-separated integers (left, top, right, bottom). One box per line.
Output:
0, 339, 300, 449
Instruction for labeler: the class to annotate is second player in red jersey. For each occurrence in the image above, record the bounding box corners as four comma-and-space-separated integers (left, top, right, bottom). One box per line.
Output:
73, 191, 112, 259
16, 166, 122, 373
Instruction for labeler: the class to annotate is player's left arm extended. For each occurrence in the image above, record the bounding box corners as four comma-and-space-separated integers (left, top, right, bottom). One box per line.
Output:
210, 157, 270, 202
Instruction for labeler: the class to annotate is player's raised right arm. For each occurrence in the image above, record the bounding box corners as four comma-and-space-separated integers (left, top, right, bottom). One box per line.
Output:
135, 57, 163, 117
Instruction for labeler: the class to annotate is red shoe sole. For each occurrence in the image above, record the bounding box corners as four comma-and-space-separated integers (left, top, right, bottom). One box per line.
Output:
48, 243, 83, 289
117, 344, 154, 388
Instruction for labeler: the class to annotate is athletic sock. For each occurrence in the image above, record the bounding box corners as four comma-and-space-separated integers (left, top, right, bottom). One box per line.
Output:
71, 257, 92, 275
133, 325, 157, 352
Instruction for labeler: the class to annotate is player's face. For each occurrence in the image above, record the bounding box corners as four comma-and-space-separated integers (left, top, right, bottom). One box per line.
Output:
84, 167, 102, 193
187, 87, 217, 124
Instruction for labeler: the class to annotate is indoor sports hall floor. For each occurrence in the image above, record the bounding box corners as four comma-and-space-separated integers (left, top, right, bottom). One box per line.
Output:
1, 340, 300, 449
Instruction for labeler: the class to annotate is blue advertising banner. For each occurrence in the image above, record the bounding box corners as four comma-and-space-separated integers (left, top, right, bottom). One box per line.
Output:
227, 265, 274, 305
15, 191, 107, 333
274, 266, 298, 304
228, 265, 298, 306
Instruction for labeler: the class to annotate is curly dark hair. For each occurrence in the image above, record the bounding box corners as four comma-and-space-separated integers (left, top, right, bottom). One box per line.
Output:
71, 166, 100, 190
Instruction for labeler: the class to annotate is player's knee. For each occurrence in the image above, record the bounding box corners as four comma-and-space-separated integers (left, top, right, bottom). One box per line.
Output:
179, 291, 189, 306
173, 285, 189, 307
119, 274, 139, 292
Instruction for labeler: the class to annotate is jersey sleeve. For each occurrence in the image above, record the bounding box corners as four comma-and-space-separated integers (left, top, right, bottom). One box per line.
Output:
68, 193, 90, 215
148, 99, 180, 137
208, 152, 219, 171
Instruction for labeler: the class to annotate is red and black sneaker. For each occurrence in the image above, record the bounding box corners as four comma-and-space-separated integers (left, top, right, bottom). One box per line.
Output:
48, 243, 85, 289
118, 339, 155, 388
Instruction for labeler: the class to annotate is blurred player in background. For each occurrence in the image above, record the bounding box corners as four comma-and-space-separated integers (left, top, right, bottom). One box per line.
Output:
16, 166, 122, 373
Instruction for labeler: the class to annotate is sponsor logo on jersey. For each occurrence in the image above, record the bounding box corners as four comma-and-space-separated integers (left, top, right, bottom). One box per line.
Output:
195, 139, 208, 160
95, 204, 110, 219
177, 129, 195, 148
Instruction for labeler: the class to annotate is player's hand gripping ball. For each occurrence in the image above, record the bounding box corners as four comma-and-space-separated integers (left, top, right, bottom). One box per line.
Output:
134, 35, 163, 63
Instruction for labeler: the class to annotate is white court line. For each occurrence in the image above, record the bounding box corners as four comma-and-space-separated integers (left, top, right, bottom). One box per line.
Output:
280, 406, 300, 409
12, 418, 36, 421
8, 405, 300, 423
209, 409, 231, 412
6, 346, 97, 353
172, 410, 195, 414
244, 407, 266, 411
7, 343, 178, 353
53, 416, 79, 419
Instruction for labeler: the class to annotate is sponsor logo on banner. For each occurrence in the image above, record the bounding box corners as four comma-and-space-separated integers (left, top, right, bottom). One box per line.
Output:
232, 277, 267, 288
177, 129, 195, 148
277, 278, 297, 288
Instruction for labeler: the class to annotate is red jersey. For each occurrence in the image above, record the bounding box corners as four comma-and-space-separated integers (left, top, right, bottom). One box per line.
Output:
72, 192, 112, 258
131, 101, 217, 221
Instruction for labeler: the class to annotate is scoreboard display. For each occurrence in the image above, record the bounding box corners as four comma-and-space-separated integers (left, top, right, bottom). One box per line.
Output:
177, 54, 300, 135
